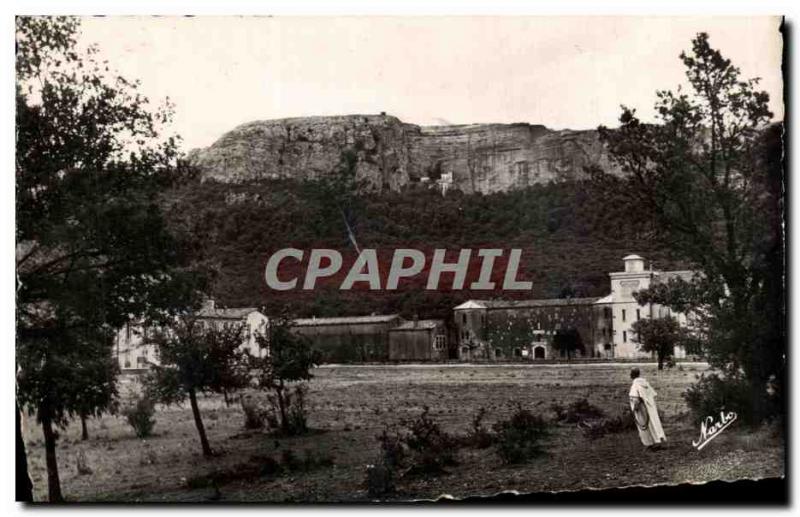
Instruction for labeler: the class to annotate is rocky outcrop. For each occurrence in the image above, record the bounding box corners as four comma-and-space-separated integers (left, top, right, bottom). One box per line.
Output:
188, 114, 620, 193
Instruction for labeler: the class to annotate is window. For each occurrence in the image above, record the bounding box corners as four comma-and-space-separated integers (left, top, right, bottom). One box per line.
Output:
622, 309, 626, 322
623, 331, 627, 342
636, 309, 640, 320
434, 335, 446, 350
461, 313, 466, 324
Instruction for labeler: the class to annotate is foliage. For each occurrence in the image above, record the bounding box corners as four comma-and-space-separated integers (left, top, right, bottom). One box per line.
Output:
631, 316, 691, 370
550, 398, 605, 424
122, 395, 156, 438
146, 317, 250, 455
252, 316, 321, 435
374, 408, 458, 480
240, 394, 265, 430
492, 405, 551, 464
163, 174, 691, 323
400, 407, 459, 476
551, 327, 584, 360
579, 410, 637, 440
15, 16, 204, 501
484, 313, 537, 358
683, 373, 758, 427
591, 32, 784, 423
463, 407, 494, 449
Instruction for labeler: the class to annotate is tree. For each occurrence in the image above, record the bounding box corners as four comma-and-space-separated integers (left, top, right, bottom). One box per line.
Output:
590, 33, 783, 422
16, 17, 203, 501
146, 317, 250, 456
72, 336, 120, 440
631, 316, 688, 370
253, 316, 321, 435
551, 327, 584, 360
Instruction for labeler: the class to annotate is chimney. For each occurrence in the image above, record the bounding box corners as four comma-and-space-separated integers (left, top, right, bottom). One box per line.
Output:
413, 314, 419, 328
203, 297, 215, 311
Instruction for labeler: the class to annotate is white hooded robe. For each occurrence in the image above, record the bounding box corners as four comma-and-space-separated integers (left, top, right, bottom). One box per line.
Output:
629, 377, 666, 446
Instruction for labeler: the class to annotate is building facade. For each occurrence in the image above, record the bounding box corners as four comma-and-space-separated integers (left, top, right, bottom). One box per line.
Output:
453, 255, 695, 360
115, 299, 269, 371
290, 314, 402, 363
388, 319, 448, 361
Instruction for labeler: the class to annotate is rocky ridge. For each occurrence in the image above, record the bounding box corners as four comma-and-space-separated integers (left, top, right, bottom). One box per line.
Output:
187, 114, 621, 193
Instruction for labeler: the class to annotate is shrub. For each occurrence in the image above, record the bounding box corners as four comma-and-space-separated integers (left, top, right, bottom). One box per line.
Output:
267, 384, 309, 436
579, 411, 637, 440
463, 407, 494, 448
400, 407, 458, 476
240, 394, 265, 430
371, 407, 457, 484
552, 398, 605, 424
684, 373, 756, 426
76, 451, 92, 475
122, 395, 156, 438
493, 405, 551, 464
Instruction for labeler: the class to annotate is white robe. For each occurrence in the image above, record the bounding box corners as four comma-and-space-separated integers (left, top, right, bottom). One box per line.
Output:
629, 377, 666, 446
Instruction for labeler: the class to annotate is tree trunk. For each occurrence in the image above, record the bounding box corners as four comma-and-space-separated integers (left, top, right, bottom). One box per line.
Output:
276, 382, 288, 433
41, 414, 63, 502
188, 389, 212, 457
16, 402, 33, 502
80, 414, 89, 441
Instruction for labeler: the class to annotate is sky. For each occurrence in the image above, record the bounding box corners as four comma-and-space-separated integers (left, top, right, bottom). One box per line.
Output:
77, 16, 784, 152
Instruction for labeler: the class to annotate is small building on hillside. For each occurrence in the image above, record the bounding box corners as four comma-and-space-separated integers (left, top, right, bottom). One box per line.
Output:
291, 314, 402, 363
388, 319, 448, 361
115, 299, 269, 371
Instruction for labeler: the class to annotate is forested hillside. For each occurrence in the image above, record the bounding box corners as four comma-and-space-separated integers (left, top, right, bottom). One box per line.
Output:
163, 179, 692, 321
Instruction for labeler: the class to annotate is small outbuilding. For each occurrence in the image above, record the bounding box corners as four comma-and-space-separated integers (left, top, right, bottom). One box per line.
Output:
388, 319, 448, 361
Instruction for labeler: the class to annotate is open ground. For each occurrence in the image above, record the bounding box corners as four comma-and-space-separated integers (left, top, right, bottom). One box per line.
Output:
21, 362, 784, 502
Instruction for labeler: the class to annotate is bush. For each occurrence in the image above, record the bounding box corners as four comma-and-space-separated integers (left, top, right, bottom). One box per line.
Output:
268, 384, 309, 435
401, 407, 458, 476
286, 385, 309, 434
463, 407, 494, 448
684, 373, 756, 426
240, 394, 265, 430
493, 405, 551, 464
370, 407, 457, 484
551, 398, 605, 424
579, 411, 637, 440
122, 395, 156, 438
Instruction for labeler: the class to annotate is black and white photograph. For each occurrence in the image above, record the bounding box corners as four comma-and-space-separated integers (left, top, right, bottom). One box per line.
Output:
10, 6, 790, 506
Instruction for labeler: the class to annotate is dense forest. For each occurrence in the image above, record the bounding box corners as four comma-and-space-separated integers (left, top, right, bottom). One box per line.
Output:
163, 178, 692, 322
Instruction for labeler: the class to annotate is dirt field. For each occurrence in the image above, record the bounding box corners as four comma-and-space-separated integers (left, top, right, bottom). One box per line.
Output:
21, 362, 785, 502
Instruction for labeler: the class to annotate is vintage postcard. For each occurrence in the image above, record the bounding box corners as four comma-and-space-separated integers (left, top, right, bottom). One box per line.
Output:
14, 14, 786, 503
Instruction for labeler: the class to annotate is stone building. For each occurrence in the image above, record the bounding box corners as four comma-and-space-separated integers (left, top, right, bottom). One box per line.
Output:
115, 299, 269, 371
454, 298, 611, 361
453, 255, 695, 360
290, 314, 402, 363
388, 319, 448, 361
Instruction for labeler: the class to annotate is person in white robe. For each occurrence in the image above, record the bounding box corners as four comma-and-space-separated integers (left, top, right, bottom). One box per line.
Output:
629, 367, 666, 448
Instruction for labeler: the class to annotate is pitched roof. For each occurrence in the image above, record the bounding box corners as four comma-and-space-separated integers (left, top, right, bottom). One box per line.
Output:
292, 314, 401, 327
390, 319, 444, 331
456, 297, 600, 310
594, 294, 614, 304
195, 307, 259, 320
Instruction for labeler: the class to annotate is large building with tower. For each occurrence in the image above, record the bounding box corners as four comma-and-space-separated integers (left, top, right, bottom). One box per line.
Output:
453, 255, 695, 360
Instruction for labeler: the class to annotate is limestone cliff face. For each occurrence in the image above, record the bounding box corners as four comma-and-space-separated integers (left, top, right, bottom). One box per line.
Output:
188, 114, 619, 193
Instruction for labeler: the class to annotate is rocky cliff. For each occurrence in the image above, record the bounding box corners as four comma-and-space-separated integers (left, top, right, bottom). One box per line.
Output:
187, 114, 620, 193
